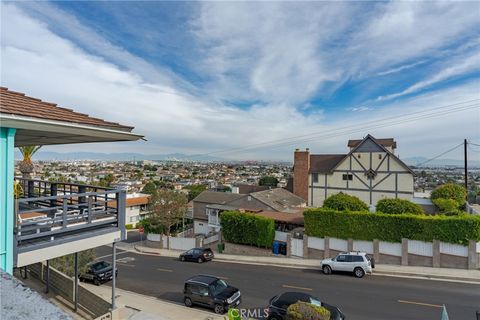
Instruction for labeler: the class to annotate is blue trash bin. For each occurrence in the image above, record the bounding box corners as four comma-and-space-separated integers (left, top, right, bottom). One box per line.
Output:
272, 241, 280, 254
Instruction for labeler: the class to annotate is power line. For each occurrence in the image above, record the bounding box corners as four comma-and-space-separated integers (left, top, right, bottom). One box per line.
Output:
193, 99, 480, 157
415, 143, 464, 167
196, 102, 479, 157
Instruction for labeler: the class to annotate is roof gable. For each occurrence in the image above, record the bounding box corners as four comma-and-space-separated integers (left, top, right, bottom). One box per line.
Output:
193, 191, 246, 204
309, 154, 347, 173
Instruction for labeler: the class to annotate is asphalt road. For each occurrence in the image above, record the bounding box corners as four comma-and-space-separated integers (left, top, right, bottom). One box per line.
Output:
95, 245, 480, 320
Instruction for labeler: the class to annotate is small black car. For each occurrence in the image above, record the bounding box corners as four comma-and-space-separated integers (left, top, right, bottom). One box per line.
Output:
183, 275, 241, 314
179, 248, 214, 263
79, 261, 118, 286
267, 292, 345, 320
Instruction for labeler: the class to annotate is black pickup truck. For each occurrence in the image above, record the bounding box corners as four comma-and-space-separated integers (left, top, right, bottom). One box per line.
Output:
79, 261, 118, 285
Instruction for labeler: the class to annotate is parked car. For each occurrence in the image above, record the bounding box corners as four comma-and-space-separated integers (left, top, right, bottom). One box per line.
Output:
79, 261, 118, 285
267, 292, 345, 320
179, 248, 214, 263
183, 275, 241, 314
321, 251, 374, 278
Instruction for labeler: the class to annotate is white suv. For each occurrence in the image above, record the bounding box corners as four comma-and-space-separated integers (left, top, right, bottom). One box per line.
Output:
321, 251, 374, 278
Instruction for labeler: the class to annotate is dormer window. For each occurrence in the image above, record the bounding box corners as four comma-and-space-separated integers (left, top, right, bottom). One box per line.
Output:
365, 169, 377, 180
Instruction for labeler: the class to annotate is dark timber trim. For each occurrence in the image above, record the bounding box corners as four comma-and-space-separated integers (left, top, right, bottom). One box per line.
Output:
373, 173, 392, 188
308, 185, 413, 195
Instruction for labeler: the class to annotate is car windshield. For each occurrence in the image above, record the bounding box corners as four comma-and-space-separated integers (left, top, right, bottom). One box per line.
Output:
91, 261, 110, 271
209, 279, 228, 295
309, 297, 322, 307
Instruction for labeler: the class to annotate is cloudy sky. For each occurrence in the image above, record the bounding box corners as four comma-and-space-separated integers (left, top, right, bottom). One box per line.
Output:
1, 1, 479, 161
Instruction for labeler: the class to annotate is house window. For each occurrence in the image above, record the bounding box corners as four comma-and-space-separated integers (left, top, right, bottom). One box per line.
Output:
378, 154, 382, 159
312, 173, 318, 183
342, 174, 353, 181
358, 154, 361, 158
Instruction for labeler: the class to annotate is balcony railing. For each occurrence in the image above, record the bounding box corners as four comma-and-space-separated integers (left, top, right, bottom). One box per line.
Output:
14, 178, 126, 246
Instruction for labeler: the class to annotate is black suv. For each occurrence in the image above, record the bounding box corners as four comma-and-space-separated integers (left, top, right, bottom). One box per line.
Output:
183, 275, 241, 314
179, 248, 214, 263
79, 261, 118, 286
267, 292, 345, 320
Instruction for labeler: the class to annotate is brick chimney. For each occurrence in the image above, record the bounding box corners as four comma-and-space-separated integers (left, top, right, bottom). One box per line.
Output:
293, 148, 310, 201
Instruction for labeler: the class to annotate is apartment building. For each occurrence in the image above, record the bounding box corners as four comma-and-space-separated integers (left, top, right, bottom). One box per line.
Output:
293, 134, 414, 207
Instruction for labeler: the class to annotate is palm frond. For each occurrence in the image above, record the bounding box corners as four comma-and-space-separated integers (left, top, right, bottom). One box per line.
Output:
18, 145, 42, 162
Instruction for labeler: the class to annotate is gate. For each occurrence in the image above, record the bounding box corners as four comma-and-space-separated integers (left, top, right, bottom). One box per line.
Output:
290, 238, 303, 257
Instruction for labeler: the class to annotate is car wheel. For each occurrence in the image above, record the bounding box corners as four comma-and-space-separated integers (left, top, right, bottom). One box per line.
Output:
214, 304, 225, 314
354, 267, 365, 278
184, 297, 193, 308
180, 256, 185, 262
322, 265, 332, 275
197, 257, 203, 263
94, 278, 100, 286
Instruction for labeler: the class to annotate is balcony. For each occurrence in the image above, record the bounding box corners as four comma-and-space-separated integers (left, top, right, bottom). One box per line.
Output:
14, 178, 126, 267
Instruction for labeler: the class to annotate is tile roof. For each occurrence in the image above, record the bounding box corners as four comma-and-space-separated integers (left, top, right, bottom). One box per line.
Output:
0, 87, 134, 131
309, 154, 346, 173
348, 138, 396, 149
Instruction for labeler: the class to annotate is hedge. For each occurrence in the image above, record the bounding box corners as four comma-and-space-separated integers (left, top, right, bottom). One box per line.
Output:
323, 193, 368, 211
376, 198, 424, 215
220, 211, 275, 248
286, 301, 330, 320
304, 208, 480, 245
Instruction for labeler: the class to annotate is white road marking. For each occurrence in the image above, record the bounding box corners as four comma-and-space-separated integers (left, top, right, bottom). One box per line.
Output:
397, 300, 443, 308
282, 284, 312, 291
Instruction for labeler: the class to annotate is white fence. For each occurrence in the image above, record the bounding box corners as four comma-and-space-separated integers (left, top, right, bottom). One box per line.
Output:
290, 238, 303, 257
379, 241, 402, 256
303, 236, 476, 259
168, 236, 196, 251
440, 242, 468, 257
146, 233, 161, 241
408, 240, 433, 257
275, 231, 288, 242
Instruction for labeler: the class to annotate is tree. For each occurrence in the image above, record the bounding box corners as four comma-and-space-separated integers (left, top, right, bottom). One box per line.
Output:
184, 184, 207, 201
431, 183, 467, 208
142, 182, 157, 195
98, 173, 115, 187
323, 193, 368, 211
148, 189, 188, 248
50, 249, 96, 277
259, 176, 278, 187
18, 145, 42, 178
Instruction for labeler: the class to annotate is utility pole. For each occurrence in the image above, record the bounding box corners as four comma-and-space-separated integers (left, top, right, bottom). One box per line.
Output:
464, 139, 468, 192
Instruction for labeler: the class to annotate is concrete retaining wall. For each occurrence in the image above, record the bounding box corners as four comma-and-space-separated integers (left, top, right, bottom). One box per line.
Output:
223, 242, 274, 256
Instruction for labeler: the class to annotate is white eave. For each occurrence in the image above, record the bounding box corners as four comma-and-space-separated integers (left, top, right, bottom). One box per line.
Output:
0, 114, 144, 147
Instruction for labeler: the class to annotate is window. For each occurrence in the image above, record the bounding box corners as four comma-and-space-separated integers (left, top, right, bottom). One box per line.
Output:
358, 154, 361, 158
312, 173, 318, 183
378, 154, 382, 160
351, 256, 364, 262
336, 255, 347, 262
342, 174, 353, 181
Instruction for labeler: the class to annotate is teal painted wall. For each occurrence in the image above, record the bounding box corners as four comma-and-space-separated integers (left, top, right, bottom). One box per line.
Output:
0, 127, 16, 274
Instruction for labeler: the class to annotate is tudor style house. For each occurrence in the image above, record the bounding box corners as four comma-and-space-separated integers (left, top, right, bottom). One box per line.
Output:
293, 135, 414, 207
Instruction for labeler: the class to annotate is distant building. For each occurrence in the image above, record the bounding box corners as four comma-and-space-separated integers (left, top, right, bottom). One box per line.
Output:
293, 134, 414, 207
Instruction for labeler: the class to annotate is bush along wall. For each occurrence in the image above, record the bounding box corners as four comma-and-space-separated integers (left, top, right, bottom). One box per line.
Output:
220, 211, 275, 248
376, 198, 424, 215
304, 208, 480, 245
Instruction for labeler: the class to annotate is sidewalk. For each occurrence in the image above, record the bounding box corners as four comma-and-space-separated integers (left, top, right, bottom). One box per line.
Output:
121, 242, 480, 284
83, 282, 223, 320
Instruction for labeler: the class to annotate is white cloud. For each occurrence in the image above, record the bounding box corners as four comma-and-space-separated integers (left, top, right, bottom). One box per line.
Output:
1, 2, 479, 161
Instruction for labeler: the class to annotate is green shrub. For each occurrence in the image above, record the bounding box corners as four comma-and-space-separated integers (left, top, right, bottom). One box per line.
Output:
286, 301, 330, 320
323, 193, 368, 211
125, 223, 134, 229
137, 217, 165, 234
376, 198, 424, 215
431, 183, 467, 207
220, 211, 275, 248
304, 208, 480, 245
